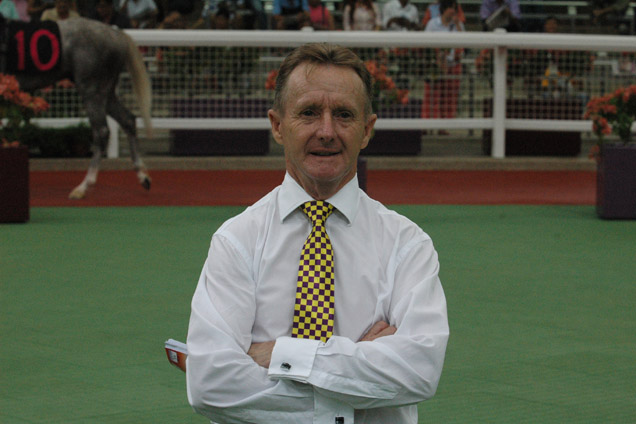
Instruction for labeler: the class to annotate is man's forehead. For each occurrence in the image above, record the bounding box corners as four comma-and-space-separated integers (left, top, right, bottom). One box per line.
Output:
288, 63, 363, 94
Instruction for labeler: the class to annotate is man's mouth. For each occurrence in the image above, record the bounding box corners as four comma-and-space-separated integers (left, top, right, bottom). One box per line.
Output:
310, 151, 340, 157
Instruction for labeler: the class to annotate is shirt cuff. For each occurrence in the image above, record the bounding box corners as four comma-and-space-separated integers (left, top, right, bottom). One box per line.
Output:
268, 336, 320, 381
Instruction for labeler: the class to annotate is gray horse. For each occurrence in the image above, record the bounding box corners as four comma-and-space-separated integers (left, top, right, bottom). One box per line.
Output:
15, 18, 152, 199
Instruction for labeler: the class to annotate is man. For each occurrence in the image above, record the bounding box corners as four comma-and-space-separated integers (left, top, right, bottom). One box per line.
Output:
382, 0, 419, 30
480, 0, 521, 32
92, 0, 131, 27
40, 0, 78, 20
26, 0, 54, 22
0, 0, 20, 20
272, 0, 310, 29
186, 43, 449, 424
116, 0, 157, 28
422, 0, 464, 127
590, 0, 630, 33
194, 0, 258, 29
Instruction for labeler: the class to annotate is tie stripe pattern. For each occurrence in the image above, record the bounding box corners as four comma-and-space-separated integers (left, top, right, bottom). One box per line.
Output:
291, 200, 335, 343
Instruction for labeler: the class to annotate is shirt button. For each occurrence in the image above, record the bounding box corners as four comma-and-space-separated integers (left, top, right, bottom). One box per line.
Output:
280, 362, 291, 371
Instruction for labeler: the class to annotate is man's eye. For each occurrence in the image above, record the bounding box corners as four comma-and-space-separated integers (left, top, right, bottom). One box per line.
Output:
336, 111, 354, 119
301, 109, 317, 117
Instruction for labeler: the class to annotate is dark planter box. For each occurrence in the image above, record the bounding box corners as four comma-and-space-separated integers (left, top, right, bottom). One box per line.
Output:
482, 98, 583, 156
596, 144, 636, 220
22, 124, 92, 158
170, 98, 270, 156
0, 146, 29, 223
363, 130, 422, 155
362, 100, 423, 156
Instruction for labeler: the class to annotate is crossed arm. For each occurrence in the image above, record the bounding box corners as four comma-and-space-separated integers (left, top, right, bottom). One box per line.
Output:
248, 321, 397, 367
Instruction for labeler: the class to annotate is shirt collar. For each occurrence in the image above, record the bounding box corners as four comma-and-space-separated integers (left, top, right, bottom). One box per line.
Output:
278, 172, 359, 225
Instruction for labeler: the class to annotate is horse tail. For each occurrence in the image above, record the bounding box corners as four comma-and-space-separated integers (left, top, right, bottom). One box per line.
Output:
123, 32, 152, 139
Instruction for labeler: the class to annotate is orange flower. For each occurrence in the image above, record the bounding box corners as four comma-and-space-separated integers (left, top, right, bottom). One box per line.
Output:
586, 84, 636, 144
265, 69, 278, 91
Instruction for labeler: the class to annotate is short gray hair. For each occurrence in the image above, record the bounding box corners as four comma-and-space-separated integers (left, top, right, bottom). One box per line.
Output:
273, 43, 373, 116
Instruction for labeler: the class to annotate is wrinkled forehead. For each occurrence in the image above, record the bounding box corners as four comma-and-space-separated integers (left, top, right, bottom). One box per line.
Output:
284, 63, 366, 106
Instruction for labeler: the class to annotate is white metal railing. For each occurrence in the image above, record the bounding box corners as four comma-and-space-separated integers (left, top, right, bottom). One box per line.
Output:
32, 30, 636, 158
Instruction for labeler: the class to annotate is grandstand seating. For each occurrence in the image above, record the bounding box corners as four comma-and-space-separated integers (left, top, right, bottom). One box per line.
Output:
182, 0, 636, 34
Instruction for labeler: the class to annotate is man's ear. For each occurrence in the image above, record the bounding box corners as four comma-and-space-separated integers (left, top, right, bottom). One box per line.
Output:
361, 113, 377, 150
268, 109, 284, 145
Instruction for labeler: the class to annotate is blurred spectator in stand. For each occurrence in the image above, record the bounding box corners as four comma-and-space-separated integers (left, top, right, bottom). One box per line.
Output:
480, 0, 521, 32
520, 0, 545, 32
272, 0, 310, 29
92, 0, 131, 27
192, 0, 261, 29
12, 0, 29, 20
27, 0, 53, 21
156, 0, 193, 27
0, 0, 19, 20
116, 0, 158, 28
76, 0, 97, 17
421, 0, 464, 27
543, 14, 558, 33
383, 0, 419, 30
308, 0, 334, 29
421, 0, 464, 133
158, 8, 187, 27
590, 0, 630, 33
41, 0, 79, 20
343, 0, 381, 31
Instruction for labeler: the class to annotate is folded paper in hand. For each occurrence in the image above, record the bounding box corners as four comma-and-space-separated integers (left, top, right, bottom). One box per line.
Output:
165, 339, 188, 372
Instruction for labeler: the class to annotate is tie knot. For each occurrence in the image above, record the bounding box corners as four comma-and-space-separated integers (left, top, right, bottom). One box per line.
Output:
301, 200, 334, 225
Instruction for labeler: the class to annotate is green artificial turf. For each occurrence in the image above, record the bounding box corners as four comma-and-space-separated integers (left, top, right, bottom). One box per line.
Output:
1, 206, 635, 423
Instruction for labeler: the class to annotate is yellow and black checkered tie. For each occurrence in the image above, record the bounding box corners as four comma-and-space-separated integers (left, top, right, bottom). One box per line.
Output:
291, 200, 335, 343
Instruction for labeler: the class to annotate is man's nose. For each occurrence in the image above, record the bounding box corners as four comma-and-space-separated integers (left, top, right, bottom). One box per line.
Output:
316, 113, 336, 141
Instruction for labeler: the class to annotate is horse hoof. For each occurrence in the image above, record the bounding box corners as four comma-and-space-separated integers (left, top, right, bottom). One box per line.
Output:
141, 177, 151, 191
69, 189, 85, 199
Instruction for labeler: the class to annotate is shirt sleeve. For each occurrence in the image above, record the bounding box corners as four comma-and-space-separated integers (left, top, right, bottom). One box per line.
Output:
407, 5, 419, 23
186, 233, 316, 423
268, 236, 449, 410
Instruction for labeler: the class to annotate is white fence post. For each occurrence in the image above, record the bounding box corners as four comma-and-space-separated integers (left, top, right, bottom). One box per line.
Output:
492, 31, 508, 158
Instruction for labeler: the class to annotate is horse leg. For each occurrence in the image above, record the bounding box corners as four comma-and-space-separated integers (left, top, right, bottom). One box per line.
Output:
68, 105, 109, 199
107, 94, 151, 190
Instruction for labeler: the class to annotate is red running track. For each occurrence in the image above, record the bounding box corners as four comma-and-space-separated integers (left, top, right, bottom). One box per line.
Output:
30, 170, 596, 207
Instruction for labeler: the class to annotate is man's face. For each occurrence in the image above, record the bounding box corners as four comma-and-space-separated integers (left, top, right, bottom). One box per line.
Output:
441, 4, 456, 20
544, 18, 558, 33
57, 0, 71, 13
96, 1, 112, 17
268, 63, 376, 197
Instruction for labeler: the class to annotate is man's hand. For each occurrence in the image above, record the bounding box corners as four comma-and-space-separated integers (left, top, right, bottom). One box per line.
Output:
359, 321, 397, 342
248, 341, 276, 368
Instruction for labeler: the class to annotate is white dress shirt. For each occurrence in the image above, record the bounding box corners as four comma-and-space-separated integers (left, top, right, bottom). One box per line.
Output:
187, 173, 449, 424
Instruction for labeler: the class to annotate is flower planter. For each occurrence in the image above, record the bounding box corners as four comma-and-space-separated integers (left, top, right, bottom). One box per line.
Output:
0, 146, 29, 223
169, 98, 270, 156
596, 144, 636, 219
482, 98, 583, 156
